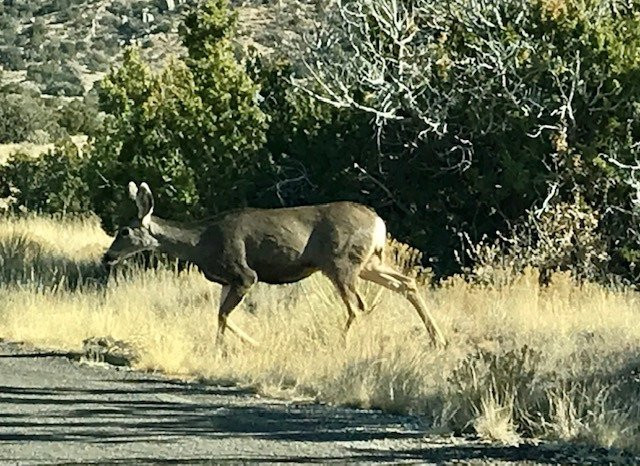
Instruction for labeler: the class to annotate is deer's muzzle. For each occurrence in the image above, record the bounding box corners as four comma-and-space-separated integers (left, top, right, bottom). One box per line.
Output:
101, 252, 118, 267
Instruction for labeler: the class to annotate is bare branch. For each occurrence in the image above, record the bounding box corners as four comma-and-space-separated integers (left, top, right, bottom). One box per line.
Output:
353, 162, 412, 215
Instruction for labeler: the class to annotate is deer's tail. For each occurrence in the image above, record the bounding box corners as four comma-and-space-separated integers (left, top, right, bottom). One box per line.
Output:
371, 216, 387, 261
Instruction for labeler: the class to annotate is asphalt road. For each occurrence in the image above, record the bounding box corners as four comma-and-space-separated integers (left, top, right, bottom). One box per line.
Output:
0, 340, 636, 465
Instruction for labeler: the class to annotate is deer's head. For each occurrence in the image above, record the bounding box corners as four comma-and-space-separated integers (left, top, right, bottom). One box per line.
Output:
102, 181, 160, 266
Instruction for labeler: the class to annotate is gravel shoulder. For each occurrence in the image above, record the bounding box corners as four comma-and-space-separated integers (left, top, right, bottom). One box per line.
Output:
0, 340, 635, 465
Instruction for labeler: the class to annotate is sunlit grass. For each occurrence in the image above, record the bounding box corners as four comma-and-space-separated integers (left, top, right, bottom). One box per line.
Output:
0, 136, 89, 166
0, 215, 639, 453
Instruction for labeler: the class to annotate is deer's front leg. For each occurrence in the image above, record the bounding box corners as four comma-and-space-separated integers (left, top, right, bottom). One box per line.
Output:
216, 285, 231, 343
215, 271, 259, 348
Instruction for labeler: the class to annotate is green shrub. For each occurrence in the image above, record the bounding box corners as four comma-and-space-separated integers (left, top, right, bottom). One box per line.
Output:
0, 91, 64, 143
179, 0, 268, 211
0, 139, 91, 215
87, 51, 201, 232
57, 97, 103, 136
0, 46, 24, 70
26, 63, 85, 96
248, 56, 375, 208
87, 0, 267, 232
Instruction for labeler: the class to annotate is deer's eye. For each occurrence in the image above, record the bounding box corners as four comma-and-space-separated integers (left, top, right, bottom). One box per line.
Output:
120, 228, 131, 237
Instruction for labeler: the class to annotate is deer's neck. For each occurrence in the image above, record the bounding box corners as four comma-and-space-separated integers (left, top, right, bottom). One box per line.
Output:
149, 217, 205, 263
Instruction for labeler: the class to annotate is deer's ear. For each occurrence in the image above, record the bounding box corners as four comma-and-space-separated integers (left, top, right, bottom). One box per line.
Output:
128, 181, 138, 201
130, 181, 154, 226
137, 182, 154, 227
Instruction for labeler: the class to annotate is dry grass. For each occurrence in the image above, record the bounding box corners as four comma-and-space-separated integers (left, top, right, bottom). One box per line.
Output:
0, 142, 52, 165
0, 215, 640, 453
0, 135, 89, 165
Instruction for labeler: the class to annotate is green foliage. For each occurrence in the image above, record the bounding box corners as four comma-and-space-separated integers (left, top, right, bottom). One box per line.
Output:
28, 18, 46, 49
88, 0, 267, 232
88, 50, 201, 232
249, 56, 375, 207
0, 83, 101, 144
57, 96, 103, 137
0, 91, 64, 143
26, 63, 84, 96
181, 0, 238, 59
179, 0, 268, 211
0, 46, 24, 70
0, 139, 91, 214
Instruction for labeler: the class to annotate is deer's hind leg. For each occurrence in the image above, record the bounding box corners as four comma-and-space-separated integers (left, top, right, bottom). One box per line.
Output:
327, 271, 367, 337
360, 261, 446, 347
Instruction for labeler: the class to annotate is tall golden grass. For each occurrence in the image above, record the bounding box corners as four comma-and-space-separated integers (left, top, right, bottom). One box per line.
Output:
0, 215, 639, 453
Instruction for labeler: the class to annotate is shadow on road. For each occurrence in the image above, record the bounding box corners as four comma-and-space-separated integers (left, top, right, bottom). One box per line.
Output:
0, 375, 633, 464
0, 380, 422, 443
0, 351, 81, 360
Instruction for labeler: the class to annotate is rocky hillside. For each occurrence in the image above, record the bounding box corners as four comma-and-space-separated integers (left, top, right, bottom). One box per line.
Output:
0, 1, 198, 95
0, 0, 316, 147
0, 0, 308, 97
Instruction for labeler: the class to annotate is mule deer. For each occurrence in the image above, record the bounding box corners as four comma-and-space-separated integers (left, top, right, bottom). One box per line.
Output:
102, 182, 446, 347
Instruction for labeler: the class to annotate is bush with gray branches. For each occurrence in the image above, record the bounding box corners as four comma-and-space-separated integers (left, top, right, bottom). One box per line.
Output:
288, 0, 640, 279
